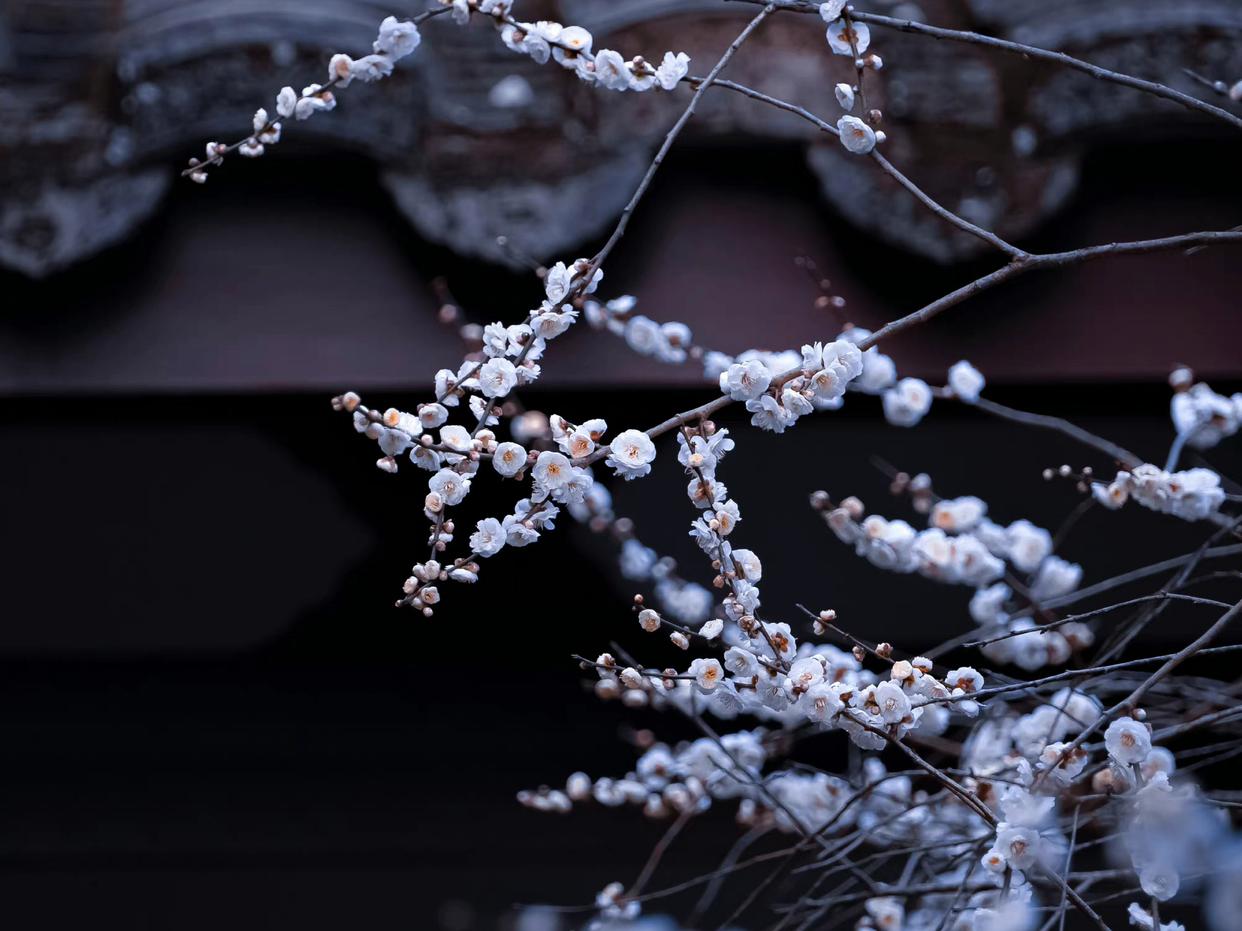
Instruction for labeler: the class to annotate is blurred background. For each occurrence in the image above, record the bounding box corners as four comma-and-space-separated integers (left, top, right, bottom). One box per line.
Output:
2, 1, 1241, 928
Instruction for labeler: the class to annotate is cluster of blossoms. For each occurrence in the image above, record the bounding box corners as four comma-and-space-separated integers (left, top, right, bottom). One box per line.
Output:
582, 285, 989, 434
1092, 463, 1227, 521
434, 0, 690, 95
718, 339, 864, 433
818, 2, 887, 156
583, 295, 697, 367
1103, 716, 1229, 926
186, 0, 690, 183
819, 488, 1090, 670
1169, 369, 1242, 451
186, 16, 421, 181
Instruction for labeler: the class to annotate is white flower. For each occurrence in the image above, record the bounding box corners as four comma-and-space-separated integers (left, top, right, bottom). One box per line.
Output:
1030, 555, 1081, 600
1170, 382, 1240, 450
416, 404, 447, 430
731, 548, 762, 581
374, 16, 421, 59
856, 349, 896, 393
428, 468, 471, 506
606, 429, 656, 481
469, 517, 506, 557
946, 666, 984, 693
1105, 717, 1152, 765
994, 824, 1040, 870
802, 340, 863, 400
948, 360, 986, 402
624, 315, 663, 356
328, 53, 355, 86
593, 49, 630, 90
257, 122, 281, 145
655, 51, 690, 90
747, 394, 793, 433
1139, 862, 1180, 902
699, 619, 724, 640
543, 262, 574, 303
252, 108, 269, 133
972, 901, 1034, 931
827, 19, 870, 56
478, 357, 518, 398
276, 86, 298, 118
377, 428, 411, 457
801, 682, 844, 723
720, 359, 773, 400
1092, 477, 1130, 509
440, 424, 473, 452
837, 115, 876, 154
295, 85, 335, 119
557, 25, 593, 56
493, 441, 527, 477
882, 378, 932, 427
724, 646, 760, 678
532, 305, 577, 339
349, 54, 394, 83
787, 657, 825, 693
1127, 902, 1185, 931
834, 82, 855, 111
970, 582, 1010, 625
865, 897, 904, 931
931, 496, 987, 533
532, 450, 573, 492
689, 657, 724, 690
873, 680, 911, 723
819, 0, 847, 21
1038, 741, 1087, 784
1005, 519, 1051, 573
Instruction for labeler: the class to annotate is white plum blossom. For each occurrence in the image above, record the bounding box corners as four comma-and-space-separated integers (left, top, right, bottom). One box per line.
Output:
492, 441, 527, 477
440, 424, 473, 452
607, 429, 657, 480
820, 0, 847, 21
834, 82, 855, 111
1005, 519, 1052, 573
882, 377, 933, 427
350, 54, 394, 83
1105, 717, 1152, 765
593, 49, 630, 90
478, 357, 518, 397
731, 547, 762, 581
1171, 380, 1241, 450
1094, 464, 1226, 522
948, 360, 986, 402
470, 517, 506, 557
655, 51, 690, 90
802, 340, 863, 401
931, 496, 987, 533
826, 19, 870, 56
746, 393, 794, 433
720, 359, 773, 400
276, 86, 298, 119
532, 450, 572, 492
428, 468, 471, 506
374, 16, 421, 59
1030, 555, 1081, 601
838, 115, 877, 154
689, 657, 724, 690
